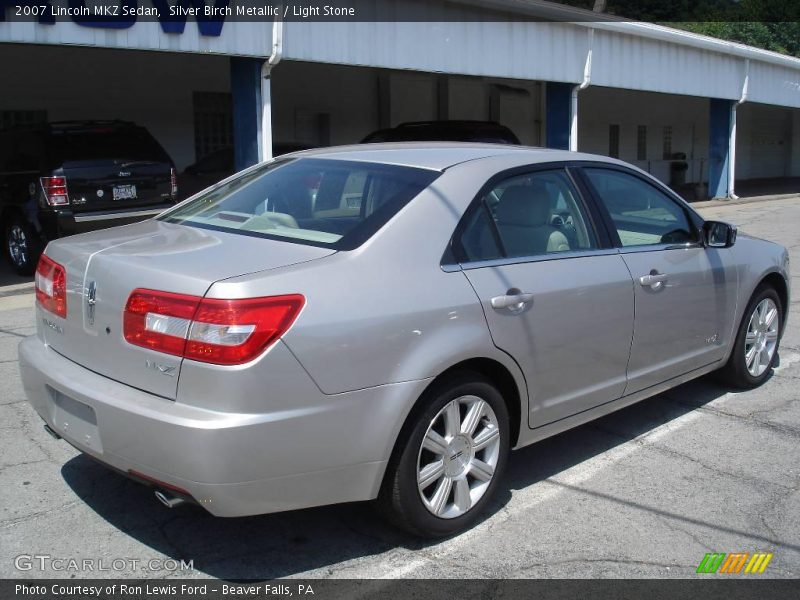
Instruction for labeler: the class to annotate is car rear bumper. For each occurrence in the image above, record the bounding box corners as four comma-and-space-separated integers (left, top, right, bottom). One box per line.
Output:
38, 203, 175, 238
19, 336, 428, 517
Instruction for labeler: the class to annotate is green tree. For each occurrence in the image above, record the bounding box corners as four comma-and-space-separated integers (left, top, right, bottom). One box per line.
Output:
555, 0, 800, 58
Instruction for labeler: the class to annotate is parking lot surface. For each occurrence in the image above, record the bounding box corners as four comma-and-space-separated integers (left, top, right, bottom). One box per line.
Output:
1, 197, 798, 579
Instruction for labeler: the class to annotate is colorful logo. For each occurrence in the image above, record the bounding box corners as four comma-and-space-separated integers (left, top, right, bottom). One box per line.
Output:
696, 552, 773, 574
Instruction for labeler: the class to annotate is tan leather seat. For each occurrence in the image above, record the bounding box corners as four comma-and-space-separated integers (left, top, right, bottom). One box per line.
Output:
244, 211, 299, 231
495, 184, 570, 256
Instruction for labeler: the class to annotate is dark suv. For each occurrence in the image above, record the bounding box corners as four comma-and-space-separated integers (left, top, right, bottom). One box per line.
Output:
361, 120, 521, 144
0, 120, 178, 274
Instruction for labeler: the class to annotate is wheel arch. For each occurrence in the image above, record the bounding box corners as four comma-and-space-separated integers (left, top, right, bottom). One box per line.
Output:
1, 205, 20, 230
0, 205, 33, 235
382, 355, 525, 474
377, 355, 526, 504
760, 271, 789, 312
758, 271, 789, 336
442, 358, 523, 447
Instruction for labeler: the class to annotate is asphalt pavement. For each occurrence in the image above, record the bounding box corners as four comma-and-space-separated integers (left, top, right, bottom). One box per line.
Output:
1, 197, 798, 579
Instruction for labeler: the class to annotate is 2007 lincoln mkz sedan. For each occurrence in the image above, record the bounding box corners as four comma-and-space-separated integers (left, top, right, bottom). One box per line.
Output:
20, 143, 790, 537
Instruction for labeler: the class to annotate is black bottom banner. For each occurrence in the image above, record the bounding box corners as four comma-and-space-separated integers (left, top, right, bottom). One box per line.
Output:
3, 579, 798, 600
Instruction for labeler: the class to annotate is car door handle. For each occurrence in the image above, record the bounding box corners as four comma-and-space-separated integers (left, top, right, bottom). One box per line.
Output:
639, 273, 668, 288
490, 292, 534, 310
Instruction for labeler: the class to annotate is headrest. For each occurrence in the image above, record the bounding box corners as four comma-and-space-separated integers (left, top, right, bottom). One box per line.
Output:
496, 182, 550, 226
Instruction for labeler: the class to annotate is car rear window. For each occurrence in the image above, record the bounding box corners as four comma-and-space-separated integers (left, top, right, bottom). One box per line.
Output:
50, 127, 169, 163
160, 158, 439, 250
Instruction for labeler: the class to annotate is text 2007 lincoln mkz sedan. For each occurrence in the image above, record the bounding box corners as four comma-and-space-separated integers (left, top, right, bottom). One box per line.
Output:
20, 144, 790, 537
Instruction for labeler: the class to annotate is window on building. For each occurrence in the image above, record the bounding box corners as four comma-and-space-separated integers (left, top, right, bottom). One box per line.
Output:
608, 124, 620, 158
193, 92, 233, 161
1, 110, 47, 130
662, 126, 673, 159
637, 125, 647, 161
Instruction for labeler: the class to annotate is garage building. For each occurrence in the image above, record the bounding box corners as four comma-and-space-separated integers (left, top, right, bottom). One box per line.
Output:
1, 0, 800, 200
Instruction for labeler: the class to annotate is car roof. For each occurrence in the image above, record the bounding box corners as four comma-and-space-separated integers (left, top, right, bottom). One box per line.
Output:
284, 142, 620, 171
1, 120, 142, 134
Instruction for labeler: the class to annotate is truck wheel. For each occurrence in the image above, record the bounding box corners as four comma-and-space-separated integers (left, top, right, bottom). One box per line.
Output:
5, 217, 41, 276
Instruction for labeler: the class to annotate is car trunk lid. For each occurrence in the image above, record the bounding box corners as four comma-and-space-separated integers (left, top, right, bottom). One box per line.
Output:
41, 220, 334, 399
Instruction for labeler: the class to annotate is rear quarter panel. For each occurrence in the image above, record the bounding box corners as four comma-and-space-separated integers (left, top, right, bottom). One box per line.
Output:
207, 159, 531, 394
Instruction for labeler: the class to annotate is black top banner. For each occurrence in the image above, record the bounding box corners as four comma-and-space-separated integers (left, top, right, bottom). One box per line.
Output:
1, 0, 798, 24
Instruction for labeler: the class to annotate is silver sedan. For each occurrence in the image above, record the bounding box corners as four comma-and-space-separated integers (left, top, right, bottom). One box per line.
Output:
20, 143, 790, 537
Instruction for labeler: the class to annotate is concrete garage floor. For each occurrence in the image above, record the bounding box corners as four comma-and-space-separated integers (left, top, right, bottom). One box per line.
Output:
0, 197, 798, 580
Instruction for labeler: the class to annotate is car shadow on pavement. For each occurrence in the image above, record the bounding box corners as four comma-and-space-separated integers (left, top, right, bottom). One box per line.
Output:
0, 260, 33, 289
60, 374, 749, 580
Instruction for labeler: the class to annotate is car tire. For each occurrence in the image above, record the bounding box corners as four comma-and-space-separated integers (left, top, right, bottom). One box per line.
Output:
4, 216, 42, 276
718, 286, 783, 389
377, 371, 510, 538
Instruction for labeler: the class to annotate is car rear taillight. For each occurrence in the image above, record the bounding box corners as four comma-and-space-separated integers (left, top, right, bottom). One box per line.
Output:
35, 255, 67, 318
123, 289, 304, 366
170, 168, 178, 196
40, 176, 69, 206
123, 290, 200, 356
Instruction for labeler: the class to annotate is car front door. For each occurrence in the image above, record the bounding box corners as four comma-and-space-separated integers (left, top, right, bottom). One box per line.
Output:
580, 166, 739, 395
453, 167, 635, 428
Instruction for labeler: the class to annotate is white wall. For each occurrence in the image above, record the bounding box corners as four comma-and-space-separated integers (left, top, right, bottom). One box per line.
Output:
452, 77, 542, 145
578, 86, 709, 185
792, 110, 800, 178
735, 103, 793, 180
284, 18, 800, 109
0, 44, 229, 169
272, 61, 542, 147
271, 61, 381, 147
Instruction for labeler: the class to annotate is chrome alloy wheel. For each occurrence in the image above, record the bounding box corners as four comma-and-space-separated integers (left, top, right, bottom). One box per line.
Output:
745, 298, 780, 377
416, 395, 501, 519
7, 224, 28, 268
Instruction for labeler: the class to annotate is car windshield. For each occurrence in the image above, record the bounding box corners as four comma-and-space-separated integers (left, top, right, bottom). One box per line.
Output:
161, 158, 439, 249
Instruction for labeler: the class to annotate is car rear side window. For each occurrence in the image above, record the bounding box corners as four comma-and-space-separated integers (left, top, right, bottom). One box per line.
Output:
50, 128, 169, 163
457, 169, 597, 262
161, 158, 439, 250
583, 168, 697, 247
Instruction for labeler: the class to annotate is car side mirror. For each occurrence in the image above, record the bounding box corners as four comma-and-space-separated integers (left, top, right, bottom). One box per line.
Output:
704, 221, 737, 248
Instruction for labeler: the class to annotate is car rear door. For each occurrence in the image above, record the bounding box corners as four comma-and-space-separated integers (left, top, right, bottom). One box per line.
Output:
579, 166, 739, 395
453, 166, 635, 428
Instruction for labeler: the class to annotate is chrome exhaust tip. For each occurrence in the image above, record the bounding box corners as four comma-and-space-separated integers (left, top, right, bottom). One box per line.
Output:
43, 424, 61, 440
154, 490, 186, 509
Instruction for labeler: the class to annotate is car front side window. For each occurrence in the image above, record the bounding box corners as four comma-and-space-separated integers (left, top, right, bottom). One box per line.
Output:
583, 168, 697, 247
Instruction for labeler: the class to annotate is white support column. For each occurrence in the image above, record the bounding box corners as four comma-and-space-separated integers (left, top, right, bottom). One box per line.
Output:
728, 103, 738, 199
569, 86, 579, 151
260, 74, 273, 162
570, 27, 594, 152
729, 59, 749, 199
259, 11, 283, 162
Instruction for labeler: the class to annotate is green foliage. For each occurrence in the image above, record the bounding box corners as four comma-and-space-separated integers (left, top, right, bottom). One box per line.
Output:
675, 22, 800, 58
554, 0, 800, 58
